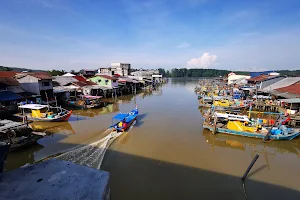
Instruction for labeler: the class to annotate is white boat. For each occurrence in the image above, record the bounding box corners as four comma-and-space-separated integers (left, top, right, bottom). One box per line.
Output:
15, 104, 72, 122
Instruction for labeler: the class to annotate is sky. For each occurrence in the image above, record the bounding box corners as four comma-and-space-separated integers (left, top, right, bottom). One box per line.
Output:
0, 0, 300, 71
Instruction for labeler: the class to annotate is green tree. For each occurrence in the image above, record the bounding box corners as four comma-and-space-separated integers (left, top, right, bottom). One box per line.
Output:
158, 68, 166, 77
48, 70, 65, 76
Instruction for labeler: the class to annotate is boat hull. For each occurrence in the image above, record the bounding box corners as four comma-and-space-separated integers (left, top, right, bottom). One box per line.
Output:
203, 125, 300, 140
111, 108, 138, 132
14, 110, 72, 122
114, 116, 137, 132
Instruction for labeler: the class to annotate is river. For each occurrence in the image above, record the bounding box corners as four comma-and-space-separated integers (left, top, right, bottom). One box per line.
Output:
5, 78, 300, 199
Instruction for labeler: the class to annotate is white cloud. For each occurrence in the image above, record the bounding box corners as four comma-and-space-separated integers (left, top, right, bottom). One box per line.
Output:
187, 53, 217, 68
176, 42, 190, 48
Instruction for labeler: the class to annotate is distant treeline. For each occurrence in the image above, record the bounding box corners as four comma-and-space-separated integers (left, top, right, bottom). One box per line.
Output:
0, 65, 43, 73
158, 68, 300, 77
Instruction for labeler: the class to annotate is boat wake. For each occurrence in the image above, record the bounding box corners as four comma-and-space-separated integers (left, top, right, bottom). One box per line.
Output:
56, 129, 121, 169
56, 121, 136, 170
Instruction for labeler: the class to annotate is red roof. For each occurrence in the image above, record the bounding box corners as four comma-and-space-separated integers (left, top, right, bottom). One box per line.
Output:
0, 71, 52, 80
73, 76, 96, 86
113, 74, 121, 78
74, 75, 87, 82
0, 71, 18, 78
275, 82, 300, 95
0, 77, 19, 86
96, 75, 118, 80
25, 72, 52, 79
247, 74, 277, 82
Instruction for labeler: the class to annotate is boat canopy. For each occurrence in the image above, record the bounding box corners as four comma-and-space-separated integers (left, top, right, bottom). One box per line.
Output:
79, 95, 102, 99
18, 104, 48, 110
112, 113, 128, 121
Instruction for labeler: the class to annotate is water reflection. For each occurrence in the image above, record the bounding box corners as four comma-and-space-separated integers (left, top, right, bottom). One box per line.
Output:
72, 103, 120, 117
5, 143, 44, 171
31, 122, 76, 134
203, 130, 300, 158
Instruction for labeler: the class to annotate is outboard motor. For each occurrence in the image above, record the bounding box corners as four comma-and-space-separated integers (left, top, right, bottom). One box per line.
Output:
0, 142, 10, 178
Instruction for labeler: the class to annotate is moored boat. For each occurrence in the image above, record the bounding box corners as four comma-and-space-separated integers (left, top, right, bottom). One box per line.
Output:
110, 107, 139, 132
203, 112, 300, 140
65, 95, 103, 109
14, 104, 72, 122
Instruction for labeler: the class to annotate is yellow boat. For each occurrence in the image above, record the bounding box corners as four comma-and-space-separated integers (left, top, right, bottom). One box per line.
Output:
213, 99, 231, 107
226, 120, 264, 133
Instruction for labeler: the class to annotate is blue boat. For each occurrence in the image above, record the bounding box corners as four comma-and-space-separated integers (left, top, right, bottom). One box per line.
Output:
110, 107, 139, 132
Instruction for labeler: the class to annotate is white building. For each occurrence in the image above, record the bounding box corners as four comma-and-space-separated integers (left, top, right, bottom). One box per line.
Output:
227, 72, 250, 85
15, 73, 54, 99
130, 69, 159, 77
97, 67, 112, 75
111, 63, 130, 76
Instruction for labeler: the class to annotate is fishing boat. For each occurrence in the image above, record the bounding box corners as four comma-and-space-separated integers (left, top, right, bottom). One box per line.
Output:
65, 95, 103, 109
110, 107, 139, 132
203, 112, 300, 140
198, 96, 213, 107
213, 98, 249, 110
15, 104, 72, 122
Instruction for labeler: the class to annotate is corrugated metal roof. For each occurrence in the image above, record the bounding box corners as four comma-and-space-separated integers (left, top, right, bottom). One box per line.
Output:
53, 76, 78, 86
281, 98, 300, 103
250, 71, 274, 78
247, 74, 277, 82
73, 76, 97, 86
0, 91, 23, 102
276, 82, 300, 95
0, 77, 19, 86
27, 72, 52, 79
270, 91, 299, 99
95, 75, 118, 80
262, 77, 300, 92
0, 71, 18, 78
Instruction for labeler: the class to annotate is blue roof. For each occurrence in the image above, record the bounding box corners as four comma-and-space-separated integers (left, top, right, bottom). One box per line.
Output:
112, 113, 128, 121
0, 91, 23, 102
250, 71, 274, 78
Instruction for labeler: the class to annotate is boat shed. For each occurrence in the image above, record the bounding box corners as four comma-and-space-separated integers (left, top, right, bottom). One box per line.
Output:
248, 75, 284, 91
262, 77, 300, 93
280, 98, 300, 114
273, 82, 300, 99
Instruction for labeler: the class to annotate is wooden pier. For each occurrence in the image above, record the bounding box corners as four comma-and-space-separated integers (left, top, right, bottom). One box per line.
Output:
0, 119, 44, 151
252, 102, 280, 112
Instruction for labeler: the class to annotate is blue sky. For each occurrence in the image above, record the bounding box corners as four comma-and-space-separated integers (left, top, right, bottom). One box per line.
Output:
1, 0, 300, 71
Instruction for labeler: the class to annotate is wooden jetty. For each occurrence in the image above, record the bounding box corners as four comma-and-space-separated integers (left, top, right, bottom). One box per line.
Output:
0, 119, 44, 151
252, 102, 280, 112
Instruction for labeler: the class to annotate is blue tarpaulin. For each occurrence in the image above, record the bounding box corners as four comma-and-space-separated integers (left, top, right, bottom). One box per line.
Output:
0, 91, 23, 102
112, 113, 128, 121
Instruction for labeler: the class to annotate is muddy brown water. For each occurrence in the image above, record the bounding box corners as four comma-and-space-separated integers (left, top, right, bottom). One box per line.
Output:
5, 78, 300, 200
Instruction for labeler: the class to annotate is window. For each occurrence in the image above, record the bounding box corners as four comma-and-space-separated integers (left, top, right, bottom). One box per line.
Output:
42, 82, 50, 87
113, 80, 116, 83
105, 80, 108, 85
98, 79, 101, 83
